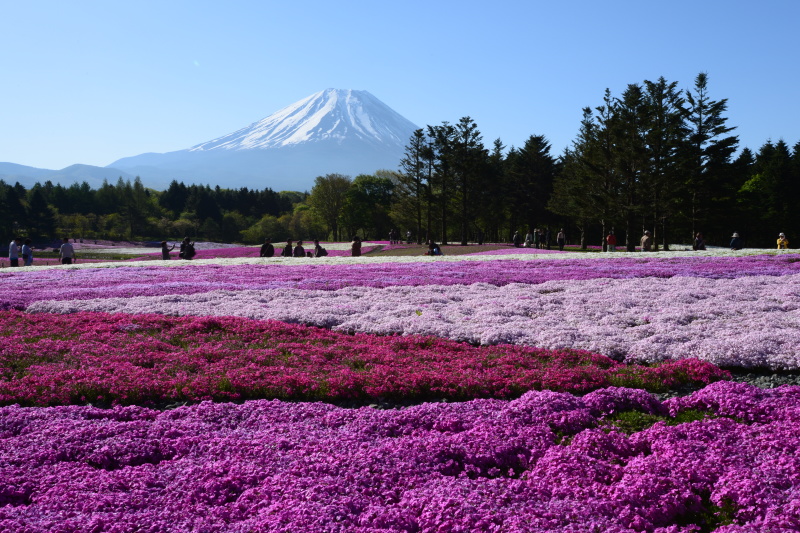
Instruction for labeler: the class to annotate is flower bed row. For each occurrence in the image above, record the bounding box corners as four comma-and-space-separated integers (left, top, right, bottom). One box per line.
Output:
0, 310, 726, 407
1, 382, 798, 532
28, 272, 800, 370
2, 254, 799, 311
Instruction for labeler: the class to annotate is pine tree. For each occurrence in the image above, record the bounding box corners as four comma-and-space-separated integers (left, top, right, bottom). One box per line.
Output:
641, 77, 688, 250
684, 72, 738, 240
452, 117, 486, 245
397, 129, 427, 243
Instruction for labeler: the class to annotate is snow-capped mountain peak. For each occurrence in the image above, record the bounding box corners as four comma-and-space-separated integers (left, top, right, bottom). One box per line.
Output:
189, 89, 417, 152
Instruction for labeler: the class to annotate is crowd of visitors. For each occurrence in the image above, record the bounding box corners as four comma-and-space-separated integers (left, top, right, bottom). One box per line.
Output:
4, 228, 794, 267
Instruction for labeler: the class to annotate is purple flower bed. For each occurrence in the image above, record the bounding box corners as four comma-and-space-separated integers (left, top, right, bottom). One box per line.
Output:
2, 254, 799, 311
1, 381, 798, 532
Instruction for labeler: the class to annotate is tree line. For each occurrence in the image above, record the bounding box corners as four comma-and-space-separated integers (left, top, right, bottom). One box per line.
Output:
391, 73, 800, 249
3, 73, 797, 248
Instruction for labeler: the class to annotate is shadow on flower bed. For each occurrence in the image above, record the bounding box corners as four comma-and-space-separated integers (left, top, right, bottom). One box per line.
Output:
0, 310, 729, 408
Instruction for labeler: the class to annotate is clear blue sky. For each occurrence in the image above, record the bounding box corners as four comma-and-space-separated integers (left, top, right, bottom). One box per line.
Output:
1, 0, 797, 170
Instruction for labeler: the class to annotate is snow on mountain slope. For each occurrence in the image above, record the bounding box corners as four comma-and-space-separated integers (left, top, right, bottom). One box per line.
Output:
189, 89, 417, 152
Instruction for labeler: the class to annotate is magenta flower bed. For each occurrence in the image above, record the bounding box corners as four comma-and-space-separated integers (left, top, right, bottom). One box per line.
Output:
2, 254, 800, 311
1, 381, 798, 532
0, 310, 727, 407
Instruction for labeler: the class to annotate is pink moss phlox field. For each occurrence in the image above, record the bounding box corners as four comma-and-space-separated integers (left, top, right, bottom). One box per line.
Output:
0, 310, 726, 407
29, 273, 800, 370
3, 254, 800, 311
2, 382, 799, 532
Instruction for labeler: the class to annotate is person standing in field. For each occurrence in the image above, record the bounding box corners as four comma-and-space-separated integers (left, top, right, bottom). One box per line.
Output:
161, 241, 176, 260
351, 236, 362, 257
22, 239, 33, 266
59, 237, 75, 264
512, 231, 522, 248
260, 238, 274, 257
777, 233, 789, 249
282, 239, 293, 257
293, 240, 306, 258
556, 229, 566, 251
8, 238, 21, 267
606, 231, 617, 252
640, 231, 653, 252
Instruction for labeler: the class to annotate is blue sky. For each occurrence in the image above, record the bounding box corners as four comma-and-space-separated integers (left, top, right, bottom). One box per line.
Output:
1, 0, 798, 171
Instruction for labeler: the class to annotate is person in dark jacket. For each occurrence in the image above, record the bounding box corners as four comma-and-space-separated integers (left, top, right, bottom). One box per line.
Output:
282, 239, 293, 257
313, 239, 327, 257
730, 232, 743, 250
179, 237, 195, 260
293, 241, 306, 257
260, 239, 275, 257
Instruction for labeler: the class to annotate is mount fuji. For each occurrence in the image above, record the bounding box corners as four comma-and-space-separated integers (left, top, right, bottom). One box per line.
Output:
108, 89, 419, 191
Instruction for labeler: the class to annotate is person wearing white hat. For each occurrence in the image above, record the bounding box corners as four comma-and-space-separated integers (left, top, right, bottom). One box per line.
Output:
730, 232, 743, 250
777, 233, 789, 249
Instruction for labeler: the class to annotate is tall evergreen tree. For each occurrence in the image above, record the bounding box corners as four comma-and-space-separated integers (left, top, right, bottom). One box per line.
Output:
684, 72, 738, 240
452, 117, 486, 245
507, 135, 556, 236
397, 129, 427, 243
612, 84, 649, 250
428, 122, 456, 244
641, 77, 688, 249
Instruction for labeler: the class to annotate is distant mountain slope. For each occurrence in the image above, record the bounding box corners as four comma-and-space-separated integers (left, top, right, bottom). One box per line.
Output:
0, 162, 134, 189
109, 89, 418, 190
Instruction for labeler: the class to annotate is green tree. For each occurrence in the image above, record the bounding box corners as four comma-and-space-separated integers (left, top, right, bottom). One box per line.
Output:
26, 184, 56, 239
452, 117, 487, 245
397, 129, 427, 243
684, 72, 738, 240
506, 134, 557, 239
308, 174, 352, 240
641, 77, 688, 249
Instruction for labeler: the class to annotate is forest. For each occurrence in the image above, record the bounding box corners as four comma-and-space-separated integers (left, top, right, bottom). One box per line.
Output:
2, 73, 797, 249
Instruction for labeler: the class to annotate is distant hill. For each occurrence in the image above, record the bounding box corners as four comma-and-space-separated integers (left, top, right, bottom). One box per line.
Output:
0, 162, 134, 189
